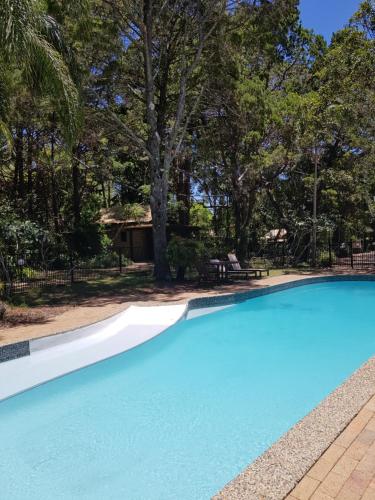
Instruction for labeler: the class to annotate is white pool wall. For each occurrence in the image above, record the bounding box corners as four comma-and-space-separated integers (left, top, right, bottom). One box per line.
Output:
0, 304, 186, 401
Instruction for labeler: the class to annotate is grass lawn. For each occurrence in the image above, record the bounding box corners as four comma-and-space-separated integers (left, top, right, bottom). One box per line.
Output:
8, 270, 154, 308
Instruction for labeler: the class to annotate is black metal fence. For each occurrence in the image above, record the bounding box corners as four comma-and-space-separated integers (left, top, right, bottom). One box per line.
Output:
327, 242, 375, 268
251, 240, 307, 268
0, 251, 127, 297
2, 239, 375, 297
251, 239, 375, 269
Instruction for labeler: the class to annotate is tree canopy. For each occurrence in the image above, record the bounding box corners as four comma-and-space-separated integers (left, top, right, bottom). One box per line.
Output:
1, 0, 375, 279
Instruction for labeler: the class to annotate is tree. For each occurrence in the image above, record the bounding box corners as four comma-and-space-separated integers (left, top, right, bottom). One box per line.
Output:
0, 0, 80, 143
2, 0, 375, 288
195, 0, 316, 259
0, 0, 82, 309
94, 0, 226, 279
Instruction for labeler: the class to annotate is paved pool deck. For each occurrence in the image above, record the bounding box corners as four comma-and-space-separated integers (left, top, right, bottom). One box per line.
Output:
288, 395, 375, 500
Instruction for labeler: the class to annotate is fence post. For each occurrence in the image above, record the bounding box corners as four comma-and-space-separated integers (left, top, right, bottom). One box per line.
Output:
69, 254, 75, 284
0, 257, 12, 298
350, 241, 354, 269
4, 281, 12, 299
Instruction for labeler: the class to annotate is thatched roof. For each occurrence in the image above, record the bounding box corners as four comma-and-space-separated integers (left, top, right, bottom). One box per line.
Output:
99, 205, 152, 225
264, 228, 287, 242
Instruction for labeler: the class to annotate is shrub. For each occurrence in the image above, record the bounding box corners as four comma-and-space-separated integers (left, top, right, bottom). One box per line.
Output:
87, 252, 131, 269
69, 223, 110, 258
189, 203, 212, 231
167, 236, 207, 280
318, 250, 332, 267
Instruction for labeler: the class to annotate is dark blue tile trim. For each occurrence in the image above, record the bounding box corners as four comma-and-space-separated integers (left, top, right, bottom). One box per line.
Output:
0, 341, 30, 363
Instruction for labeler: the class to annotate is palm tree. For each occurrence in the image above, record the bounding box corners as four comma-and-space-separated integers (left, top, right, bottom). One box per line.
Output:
0, 0, 79, 144
0, 1, 80, 313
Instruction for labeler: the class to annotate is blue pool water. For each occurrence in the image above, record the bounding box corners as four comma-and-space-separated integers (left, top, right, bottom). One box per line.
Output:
2, 281, 375, 499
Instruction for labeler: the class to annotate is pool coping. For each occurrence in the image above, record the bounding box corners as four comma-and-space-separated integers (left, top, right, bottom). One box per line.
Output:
2, 275, 375, 499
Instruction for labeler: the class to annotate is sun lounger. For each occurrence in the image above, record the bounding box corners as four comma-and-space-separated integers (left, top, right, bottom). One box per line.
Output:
227, 253, 269, 279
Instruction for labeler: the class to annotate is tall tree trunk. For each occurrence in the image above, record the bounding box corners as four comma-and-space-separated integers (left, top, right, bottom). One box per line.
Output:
175, 155, 191, 230
233, 196, 249, 261
50, 128, 60, 232
101, 179, 108, 207
36, 165, 50, 225
107, 183, 111, 207
232, 179, 256, 261
26, 130, 34, 219
13, 126, 24, 201
143, 0, 170, 280
150, 161, 170, 280
17, 130, 25, 200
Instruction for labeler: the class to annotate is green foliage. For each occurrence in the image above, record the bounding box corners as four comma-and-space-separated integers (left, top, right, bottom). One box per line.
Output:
0, 213, 51, 256
70, 222, 109, 258
2, 0, 375, 278
0, 0, 80, 144
113, 204, 148, 222
189, 203, 213, 230
167, 236, 207, 277
86, 252, 130, 269
139, 185, 151, 201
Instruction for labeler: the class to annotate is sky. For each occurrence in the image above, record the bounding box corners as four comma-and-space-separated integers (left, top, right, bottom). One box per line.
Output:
300, 0, 362, 40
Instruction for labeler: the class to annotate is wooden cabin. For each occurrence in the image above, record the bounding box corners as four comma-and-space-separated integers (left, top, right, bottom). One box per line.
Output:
100, 206, 154, 261
100, 205, 198, 262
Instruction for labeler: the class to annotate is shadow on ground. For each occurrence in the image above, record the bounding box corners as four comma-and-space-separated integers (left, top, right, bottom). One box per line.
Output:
8, 265, 366, 310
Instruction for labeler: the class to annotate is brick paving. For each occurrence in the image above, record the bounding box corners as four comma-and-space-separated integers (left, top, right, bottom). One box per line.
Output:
287, 395, 375, 500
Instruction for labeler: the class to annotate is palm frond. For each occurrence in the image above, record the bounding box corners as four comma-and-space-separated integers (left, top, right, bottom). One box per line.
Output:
0, 65, 9, 120
26, 30, 80, 143
0, 0, 80, 145
0, 0, 35, 56
0, 120, 13, 148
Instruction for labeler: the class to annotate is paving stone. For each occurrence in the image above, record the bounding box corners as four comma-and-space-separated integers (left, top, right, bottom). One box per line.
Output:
291, 476, 320, 500
309, 445, 346, 481
364, 395, 375, 413
335, 410, 373, 449
364, 416, 375, 432
317, 471, 348, 497
310, 491, 334, 500
356, 429, 375, 447
356, 452, 375, 474
345, 438, 369, 462
332, 455, 359, 480
361, 480, 375, 500
336, 469, 372, 499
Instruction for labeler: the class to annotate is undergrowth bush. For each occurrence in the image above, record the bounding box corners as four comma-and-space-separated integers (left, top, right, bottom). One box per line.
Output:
167, 236, 207, 280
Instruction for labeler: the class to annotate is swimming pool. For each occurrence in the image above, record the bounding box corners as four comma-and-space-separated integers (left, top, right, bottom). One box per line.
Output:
2, 280, 375, 499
